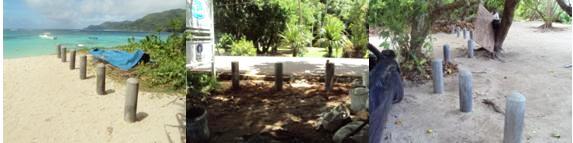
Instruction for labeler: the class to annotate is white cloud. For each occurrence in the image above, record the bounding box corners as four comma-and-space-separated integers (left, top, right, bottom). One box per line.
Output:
24, 0, 185, 29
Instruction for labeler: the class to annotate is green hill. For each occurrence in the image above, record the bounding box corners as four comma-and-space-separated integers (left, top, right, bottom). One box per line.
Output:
84, 9, 185, 32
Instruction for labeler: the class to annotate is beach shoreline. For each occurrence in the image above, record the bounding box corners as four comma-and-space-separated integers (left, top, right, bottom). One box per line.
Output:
3, 55, 186, 142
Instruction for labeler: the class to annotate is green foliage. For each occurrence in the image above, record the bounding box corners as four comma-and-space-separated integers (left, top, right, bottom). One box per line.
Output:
216, 33, 236, 54
347, 0, 368, 57
280, 23, 313, 57
369, 0, 471, 80
215, 0, 366, 57
558, 11, 572, 23
187, 72, 219, 95
230, 37, 257, 56
317, 14, 346, 57
484, 0, 505, 12
85, 9, 185, 32
519, 0, 569, 25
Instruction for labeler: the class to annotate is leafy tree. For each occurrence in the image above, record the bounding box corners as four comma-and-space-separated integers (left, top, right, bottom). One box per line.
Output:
522, 0, 562, 28
369, 0, 480, 80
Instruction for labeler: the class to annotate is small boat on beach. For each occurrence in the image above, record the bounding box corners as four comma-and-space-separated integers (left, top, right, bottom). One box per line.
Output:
39, 32, 57, 40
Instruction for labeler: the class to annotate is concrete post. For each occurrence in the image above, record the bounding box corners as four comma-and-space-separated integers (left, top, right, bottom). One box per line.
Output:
80, 55, 87, 80
503, 92, 526, 143
463, 28, 468, 39
458, 69, 473, 112
432, 59, 444, 94
468, 40, 475, 58
61, 48, 67, 62
69, 50, 76, 69
231, 61, 239, 90
362, 70, 368, 87
275, 63, 283, 91
443, 44, 451, 63
97, 64, 106, 95
124, 78, 139, 123
456, 27, 461, 38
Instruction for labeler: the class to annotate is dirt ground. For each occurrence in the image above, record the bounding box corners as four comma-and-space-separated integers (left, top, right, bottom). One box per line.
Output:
188, 78, 362, 143
373, 21, 571, 142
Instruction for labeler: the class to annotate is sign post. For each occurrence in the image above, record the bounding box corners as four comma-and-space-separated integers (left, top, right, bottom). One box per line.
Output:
186, 0, 216, 77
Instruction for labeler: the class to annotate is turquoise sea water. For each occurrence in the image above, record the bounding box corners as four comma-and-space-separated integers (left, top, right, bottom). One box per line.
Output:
3, 29, 168, 59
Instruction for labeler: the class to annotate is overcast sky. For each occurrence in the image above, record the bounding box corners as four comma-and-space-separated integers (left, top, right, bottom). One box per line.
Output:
3, 0, 186, 29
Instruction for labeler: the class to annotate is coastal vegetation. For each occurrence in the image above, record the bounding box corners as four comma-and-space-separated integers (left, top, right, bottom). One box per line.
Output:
214, 0, 369, 58
85, 9, 185, 32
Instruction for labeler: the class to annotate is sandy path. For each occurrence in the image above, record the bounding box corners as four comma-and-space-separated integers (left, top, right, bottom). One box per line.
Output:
377, 21, 571, 142
3, 55, 186, 143
188, 56, 368, 77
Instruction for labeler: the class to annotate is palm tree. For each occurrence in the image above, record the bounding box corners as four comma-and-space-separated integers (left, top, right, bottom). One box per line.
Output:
317, 14, 346, 57
280, 24, 313, 57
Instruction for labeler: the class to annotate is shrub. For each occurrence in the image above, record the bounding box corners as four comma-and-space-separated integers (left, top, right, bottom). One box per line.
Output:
216, 33, 235, 54
230, 37, 257, 56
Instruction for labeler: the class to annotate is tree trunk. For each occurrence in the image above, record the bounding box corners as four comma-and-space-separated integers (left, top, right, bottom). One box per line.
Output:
494, 0, 521, 55
327, 46, 333, 57
292, 45, 298, 57
556, 0, 572, 16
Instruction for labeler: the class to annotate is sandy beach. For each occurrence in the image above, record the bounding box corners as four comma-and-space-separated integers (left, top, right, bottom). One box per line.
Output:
3, 55, 186, 142
371, 21, 572, 142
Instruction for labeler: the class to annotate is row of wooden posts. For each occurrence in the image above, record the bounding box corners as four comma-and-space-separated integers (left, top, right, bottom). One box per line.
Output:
56, 45, 140, 123
230, 60, 336, 92
430, 30, 526, 142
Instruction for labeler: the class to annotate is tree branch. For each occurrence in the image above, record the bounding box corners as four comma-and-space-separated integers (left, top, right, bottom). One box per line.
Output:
556, 0, 572, 16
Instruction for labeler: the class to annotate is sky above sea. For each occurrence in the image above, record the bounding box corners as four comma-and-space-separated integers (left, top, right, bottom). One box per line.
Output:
3, 0, 186, 29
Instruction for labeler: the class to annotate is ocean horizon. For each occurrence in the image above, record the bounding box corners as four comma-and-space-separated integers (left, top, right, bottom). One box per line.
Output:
3, 29, 170, 59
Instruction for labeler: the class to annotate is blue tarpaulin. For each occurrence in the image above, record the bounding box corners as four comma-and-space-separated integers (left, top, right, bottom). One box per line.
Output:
89, 49, 145, 71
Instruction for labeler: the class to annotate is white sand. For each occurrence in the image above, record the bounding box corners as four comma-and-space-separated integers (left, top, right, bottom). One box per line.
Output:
3, 55, 186, 142
379, 21, 572, 142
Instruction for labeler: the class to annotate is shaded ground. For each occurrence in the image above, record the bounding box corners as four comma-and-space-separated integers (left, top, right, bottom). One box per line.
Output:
188, 79, 359, 143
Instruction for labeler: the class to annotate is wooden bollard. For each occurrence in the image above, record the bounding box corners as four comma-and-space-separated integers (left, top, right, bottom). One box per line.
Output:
96, 64, 106, 95
231, 61, 239, 90
275, 63, 283, 91
458, 69, 473, 112
69, 50, 76, 69
431, 59, 444, 94
57, 45, 62, 59
325, 61, 335, 92
503, 92, 526, 143
443, 44, 450, 63
468, 40, 475, 58
61, 47, 67, 62
80, 55, 87, 80
124, 78, 139, 123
